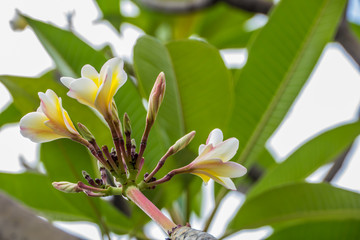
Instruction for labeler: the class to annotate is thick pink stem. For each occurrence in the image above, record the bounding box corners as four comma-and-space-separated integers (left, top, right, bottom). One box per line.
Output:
126, 186, 176, 233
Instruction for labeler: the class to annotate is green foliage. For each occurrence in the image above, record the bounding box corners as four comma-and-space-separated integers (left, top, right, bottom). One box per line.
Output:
228, 0, 347, 167
267, 220, 360, 240
0, 0, 357, 238
25, 16, 107, 77
228, 183, 360, 232
247, 121, 360, 199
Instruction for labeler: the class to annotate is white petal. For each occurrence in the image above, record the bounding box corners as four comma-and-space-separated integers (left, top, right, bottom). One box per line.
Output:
217, 177, 236, 190
95, 66, 113, 115
206, 128, 223, 145
38, 90, 61, 121
60, 77, 75, 88
192, 159, 247, 178
68, 77, 98, 107
81, 64, 99, 86
20, 112, 63, 143
198, 144, 206, 155
205, 137, 239, 162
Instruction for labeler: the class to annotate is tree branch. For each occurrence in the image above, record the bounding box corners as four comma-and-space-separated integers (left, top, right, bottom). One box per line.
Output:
139, 0, 217, 14
323, 144, 353, 182
0, 193, 81, 240
224, 0, 272, 14
335, 18, 360, 68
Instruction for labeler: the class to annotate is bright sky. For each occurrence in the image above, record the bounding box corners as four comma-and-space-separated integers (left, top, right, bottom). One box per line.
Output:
1, 0, 360, 240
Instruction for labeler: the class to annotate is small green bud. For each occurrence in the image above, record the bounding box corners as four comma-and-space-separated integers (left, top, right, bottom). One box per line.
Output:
77, 123, 95, 142
171, 131, 196, 154
52, 181, 82, 193
123, 112, 131, 136
147, 72, 166, 124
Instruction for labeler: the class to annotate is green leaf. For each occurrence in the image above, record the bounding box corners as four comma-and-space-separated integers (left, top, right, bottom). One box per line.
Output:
195, 3, 254, 49
0, 72, 57, 115
0, 103, 22, 128
133, 36, 183, 145
95, 0, 122, 29
228, 183, 360, 232
24, 16, 107, 77
350, 22, 360, 41
40, 139, 96, 183
228, 0, 347, 167
133, 35, 234, 161
132, 36, 232, 210
0, 172, 94, 221
247, 121, 360, 199
166, 39, 234, 148
267, 220, 360, 240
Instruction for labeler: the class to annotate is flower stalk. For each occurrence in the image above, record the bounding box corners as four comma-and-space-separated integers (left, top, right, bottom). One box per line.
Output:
125, 186, 177, 234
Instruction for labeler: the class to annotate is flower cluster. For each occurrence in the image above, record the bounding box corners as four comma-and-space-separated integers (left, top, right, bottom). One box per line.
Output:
20, 57, 247, 198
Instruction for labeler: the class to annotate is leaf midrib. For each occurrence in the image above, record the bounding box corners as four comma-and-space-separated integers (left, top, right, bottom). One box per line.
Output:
238, 209, 360, 230
238, 0, 331, 164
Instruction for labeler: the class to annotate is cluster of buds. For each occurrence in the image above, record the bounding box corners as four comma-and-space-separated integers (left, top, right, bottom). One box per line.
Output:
19, 57, 247, 234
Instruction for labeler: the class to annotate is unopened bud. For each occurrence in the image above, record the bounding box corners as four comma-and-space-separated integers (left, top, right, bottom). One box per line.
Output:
111, 100, 120, 121
123, 112, 131, 136
9, 10, 28, 31
77, 123, 95, 142
171, 131, 196, 154
52, 181, 82, 193
147, 72, 166, 124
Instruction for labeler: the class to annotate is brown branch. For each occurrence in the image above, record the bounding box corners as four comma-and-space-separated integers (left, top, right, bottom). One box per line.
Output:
171, 226, 217, 239
139, 0, 217, 14
224, 0, 273, 14
323, 144, 353, 182
335, 18, 360, 68
0, 193, 81, 240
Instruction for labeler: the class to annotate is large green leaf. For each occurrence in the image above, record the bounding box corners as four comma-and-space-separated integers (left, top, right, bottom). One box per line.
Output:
0, 172, 133, 234
247, 121, 360, 199
133, 35, 234, 165
166, 39, 233, 147
227, 183, 360, 232
228, 0, 347, 167
267, 220, 360, 240
133, 36, 183, 146
133, 36, 233, 213
0, 103, 22, 128
40, 139, 97, 184
0, 172, 94, 221
24, 16, 107, 77
195, 3, 254, 49
95, 0, 122, 29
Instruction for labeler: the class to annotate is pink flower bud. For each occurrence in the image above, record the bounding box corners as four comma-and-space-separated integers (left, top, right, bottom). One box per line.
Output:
147, 72, 166, 124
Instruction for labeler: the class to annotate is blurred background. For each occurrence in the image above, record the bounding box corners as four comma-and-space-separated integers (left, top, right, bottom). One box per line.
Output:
1, 0, 360, 239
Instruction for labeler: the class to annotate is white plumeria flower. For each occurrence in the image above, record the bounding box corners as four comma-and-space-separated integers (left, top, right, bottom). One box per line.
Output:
60, 57, 127, 119
20, 89, 80, 143
187, 128, 247, 190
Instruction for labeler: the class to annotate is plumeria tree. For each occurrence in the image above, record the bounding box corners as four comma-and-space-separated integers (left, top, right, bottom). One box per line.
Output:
1, 0, 360, 239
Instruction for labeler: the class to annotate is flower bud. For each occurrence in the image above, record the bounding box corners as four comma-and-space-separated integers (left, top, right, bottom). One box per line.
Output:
77, 123, 95, 142
171, 131, 196, 154
147, 72, 166, 124
10, 10, 28, 31
123, 112, 131, 136
52, 181, 82, 193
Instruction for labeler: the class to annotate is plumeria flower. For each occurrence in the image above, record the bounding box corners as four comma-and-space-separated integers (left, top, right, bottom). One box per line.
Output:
186, 128, 247, 190
20, 89, 80, 143
60, 57, 127, 120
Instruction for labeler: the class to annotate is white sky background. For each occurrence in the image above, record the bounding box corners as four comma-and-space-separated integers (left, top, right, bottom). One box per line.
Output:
0, 0, 360, 239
